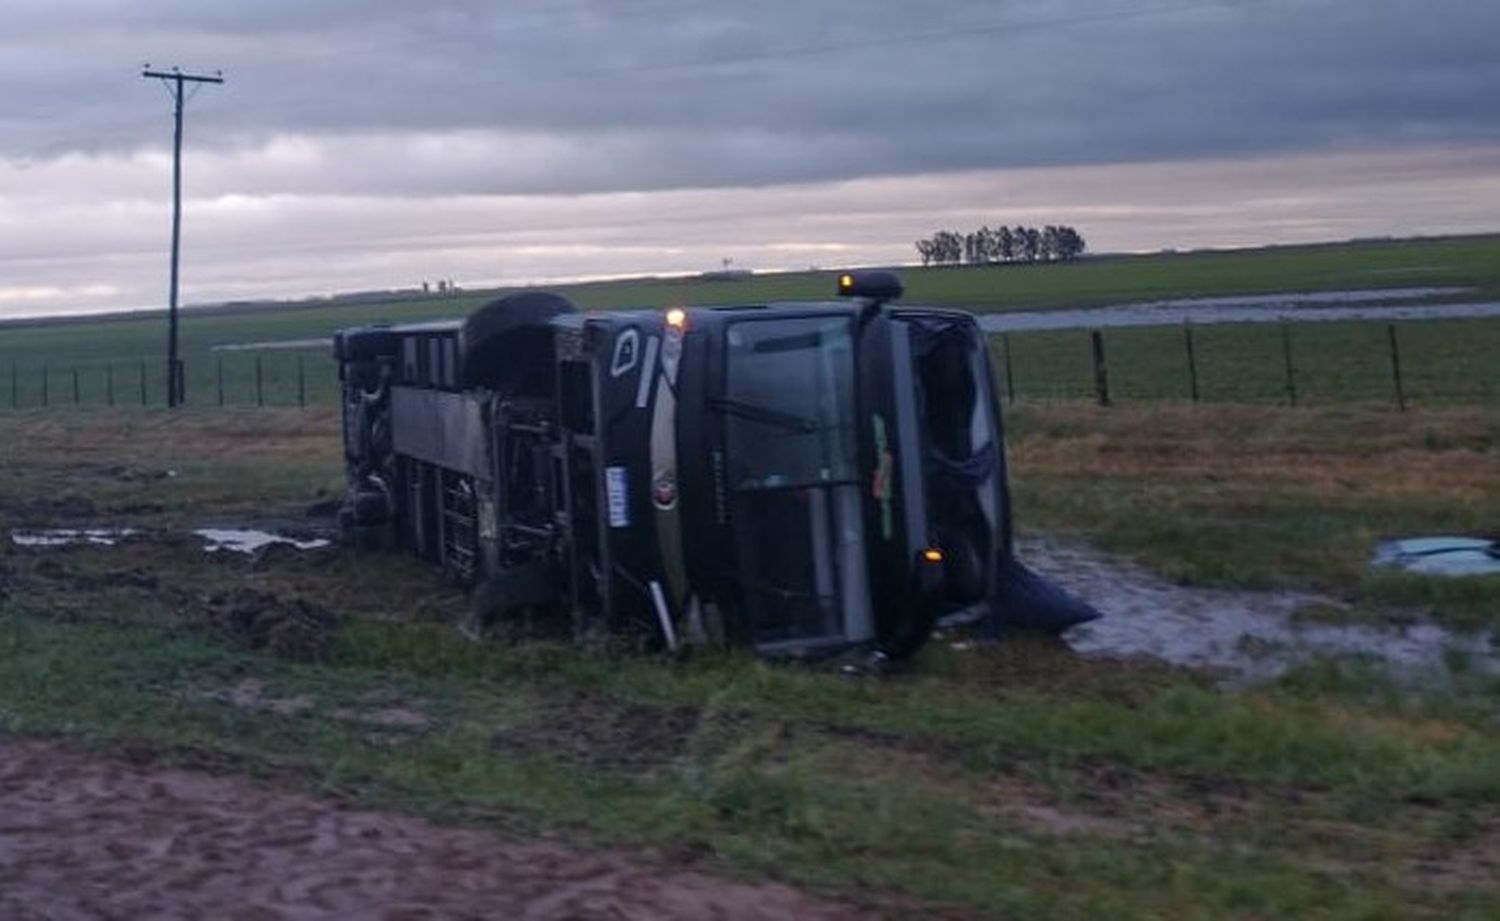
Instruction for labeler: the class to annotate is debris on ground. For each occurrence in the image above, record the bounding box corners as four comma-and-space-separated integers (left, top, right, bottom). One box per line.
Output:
1372, 536, 1500, 577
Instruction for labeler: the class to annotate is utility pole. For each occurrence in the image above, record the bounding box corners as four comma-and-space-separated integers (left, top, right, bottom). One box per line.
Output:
142, 65, 224, 408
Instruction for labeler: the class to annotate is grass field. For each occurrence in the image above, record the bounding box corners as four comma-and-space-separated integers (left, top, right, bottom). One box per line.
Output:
1, 405, 1497, 917
996, 316, 1500, 406
1, 234, 1498, 410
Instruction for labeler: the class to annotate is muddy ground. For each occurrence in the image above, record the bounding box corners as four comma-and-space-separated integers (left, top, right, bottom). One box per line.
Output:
0, 740, 868, 921
3, 408, 1499, 917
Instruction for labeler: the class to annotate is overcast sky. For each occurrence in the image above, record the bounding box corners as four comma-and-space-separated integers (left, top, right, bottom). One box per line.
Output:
1, 0, 1498, 317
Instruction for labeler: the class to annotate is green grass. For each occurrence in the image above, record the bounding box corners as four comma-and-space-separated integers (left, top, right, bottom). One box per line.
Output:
2, 607, 1497, 917
994, 317, 1500, 406
2, 234, 1499, 409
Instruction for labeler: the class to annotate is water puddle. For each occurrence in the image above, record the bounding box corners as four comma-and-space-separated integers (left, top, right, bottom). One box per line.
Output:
1018, 538, 1497, 683
195, 528, 331, 554
10, 528, 138, 547
9, 527, 331, 554
210, 338, 332, 353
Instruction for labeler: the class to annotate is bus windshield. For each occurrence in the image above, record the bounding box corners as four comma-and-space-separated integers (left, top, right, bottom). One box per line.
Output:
720, 315, 858, 490
719, 315, 869, 646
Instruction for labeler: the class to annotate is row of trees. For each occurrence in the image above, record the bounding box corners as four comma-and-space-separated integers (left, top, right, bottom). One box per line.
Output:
915, 225, 1086, 267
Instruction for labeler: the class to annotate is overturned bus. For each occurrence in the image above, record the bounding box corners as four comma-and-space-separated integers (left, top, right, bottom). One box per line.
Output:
334, 272, 1096, 661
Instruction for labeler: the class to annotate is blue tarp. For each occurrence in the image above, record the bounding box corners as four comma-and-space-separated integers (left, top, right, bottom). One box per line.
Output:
987, 558, 1102, 638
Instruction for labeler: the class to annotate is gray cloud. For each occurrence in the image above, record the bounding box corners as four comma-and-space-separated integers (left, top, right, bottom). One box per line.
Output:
1, 1, 1498, 317
1, 0, 1497, 190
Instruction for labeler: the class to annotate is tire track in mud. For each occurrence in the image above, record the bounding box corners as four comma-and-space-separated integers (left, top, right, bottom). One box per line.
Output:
0, 740, 873, 920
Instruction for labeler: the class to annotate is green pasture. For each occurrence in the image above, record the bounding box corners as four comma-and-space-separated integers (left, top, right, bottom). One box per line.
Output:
1, 233, 1498, 409
994, 316, 1500, 406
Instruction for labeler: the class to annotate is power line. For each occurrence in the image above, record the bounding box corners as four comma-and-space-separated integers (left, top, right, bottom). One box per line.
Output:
141, 65, 224, 408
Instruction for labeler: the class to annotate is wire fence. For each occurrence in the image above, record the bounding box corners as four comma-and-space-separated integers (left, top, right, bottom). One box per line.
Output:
0, 351, 340, 410
990, 319, 1499, 408
0, 318, 1496, 411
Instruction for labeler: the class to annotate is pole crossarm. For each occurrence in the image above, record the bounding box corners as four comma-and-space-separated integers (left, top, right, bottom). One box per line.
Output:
142, 68, 225, 85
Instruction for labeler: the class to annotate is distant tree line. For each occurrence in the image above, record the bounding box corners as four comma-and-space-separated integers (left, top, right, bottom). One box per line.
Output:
915, 225, 1086, 267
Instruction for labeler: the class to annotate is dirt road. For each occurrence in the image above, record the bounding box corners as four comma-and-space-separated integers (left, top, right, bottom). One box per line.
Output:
0, 740, 869, 920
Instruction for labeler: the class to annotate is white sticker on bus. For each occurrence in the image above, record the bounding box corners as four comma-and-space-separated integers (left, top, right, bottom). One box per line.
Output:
605, 465, 630, 528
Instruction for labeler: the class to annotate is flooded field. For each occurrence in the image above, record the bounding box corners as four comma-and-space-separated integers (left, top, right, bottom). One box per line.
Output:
978, 287, 1500, 332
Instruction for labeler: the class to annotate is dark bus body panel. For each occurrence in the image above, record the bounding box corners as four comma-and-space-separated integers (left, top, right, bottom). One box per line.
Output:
335, 281, 1096, 661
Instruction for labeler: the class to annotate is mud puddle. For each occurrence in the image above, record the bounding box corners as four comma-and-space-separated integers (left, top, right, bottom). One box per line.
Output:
1019, 538, 1497, 683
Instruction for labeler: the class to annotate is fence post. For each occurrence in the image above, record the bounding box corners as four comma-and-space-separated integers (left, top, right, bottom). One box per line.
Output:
1001, 333, 1016, 405
217, 356, 224, 406
1090, 330, 1111, 407
1387, 323, 1407, 412
72, 368, 80, 405
41, 364, 48, 407
139, 358, 148, 406
297, 354, 306, 407
255, 356, 264, 407
1279, 320, 1297, 407
1183, 320, 1200, 403
106, 364, 114, 406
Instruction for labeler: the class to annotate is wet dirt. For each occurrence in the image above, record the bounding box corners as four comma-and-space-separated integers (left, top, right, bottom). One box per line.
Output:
203, 588, 339, 663
203, 679, 434, 731
1018, 538, 1498, 683
493, 693, 703, 774
0, 739, 870, 921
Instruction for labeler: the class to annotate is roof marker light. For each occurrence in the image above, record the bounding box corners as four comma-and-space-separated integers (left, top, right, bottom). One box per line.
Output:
836, 270, 903, 303
665, 307, 687, 329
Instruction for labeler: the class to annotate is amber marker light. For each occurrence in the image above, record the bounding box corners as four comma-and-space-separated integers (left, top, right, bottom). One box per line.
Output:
839, 273, 854, 290
665, 307, 687, 328
922, 548, 944, 563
